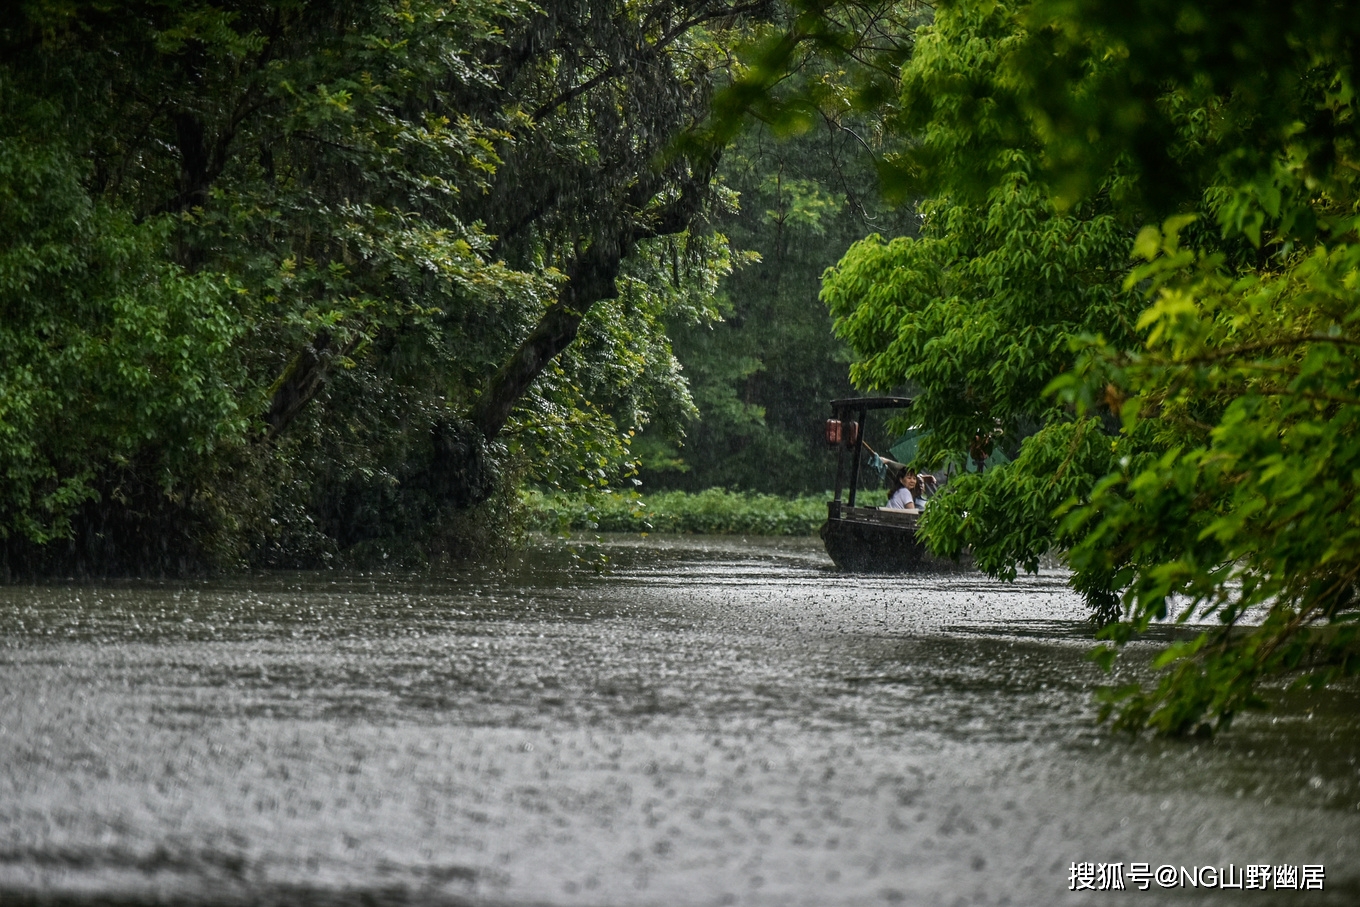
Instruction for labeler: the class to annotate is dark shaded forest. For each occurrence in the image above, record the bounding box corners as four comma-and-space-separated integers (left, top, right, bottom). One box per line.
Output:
637, 121, 919, 494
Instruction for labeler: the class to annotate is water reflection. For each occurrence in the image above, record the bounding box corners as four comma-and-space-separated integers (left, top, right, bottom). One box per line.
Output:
1, 535, 1357, 905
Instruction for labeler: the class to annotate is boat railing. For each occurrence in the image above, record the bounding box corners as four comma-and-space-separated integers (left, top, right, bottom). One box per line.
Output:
826, 501, 918, 525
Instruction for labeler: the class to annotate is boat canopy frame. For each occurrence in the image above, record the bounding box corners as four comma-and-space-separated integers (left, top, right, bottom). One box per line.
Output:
829, 396, 913, 509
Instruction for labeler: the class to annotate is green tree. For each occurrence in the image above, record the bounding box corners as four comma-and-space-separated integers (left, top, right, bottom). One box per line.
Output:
0, 104, 249, 571
820, 0, 1142, 580
1, 0, 760, 572
1021, 0, 1360, 734
815, 0, 1360, 733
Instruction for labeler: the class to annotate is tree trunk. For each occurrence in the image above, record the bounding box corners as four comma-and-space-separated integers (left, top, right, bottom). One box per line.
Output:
471, 238, 624, 441
471, 152, 718, 443
264, 331, 345, 439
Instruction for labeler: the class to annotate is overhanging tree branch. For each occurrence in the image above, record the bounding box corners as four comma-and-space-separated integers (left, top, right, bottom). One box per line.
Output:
471, 153, 719, 442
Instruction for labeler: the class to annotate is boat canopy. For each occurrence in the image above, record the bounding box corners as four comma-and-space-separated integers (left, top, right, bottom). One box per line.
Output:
828, 396, 912, 412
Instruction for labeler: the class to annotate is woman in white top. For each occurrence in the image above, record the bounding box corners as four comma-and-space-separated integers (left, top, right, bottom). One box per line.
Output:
885, 469, 921, 511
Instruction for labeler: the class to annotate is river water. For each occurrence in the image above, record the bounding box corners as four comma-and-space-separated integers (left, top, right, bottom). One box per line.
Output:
1, 534, 1357, 906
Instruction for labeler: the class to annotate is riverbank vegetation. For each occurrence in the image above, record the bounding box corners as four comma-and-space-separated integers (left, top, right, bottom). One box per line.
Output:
523, 488, 843, 536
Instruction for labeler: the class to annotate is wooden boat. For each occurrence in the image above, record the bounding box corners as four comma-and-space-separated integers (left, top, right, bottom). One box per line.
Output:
820, 396, 970, 573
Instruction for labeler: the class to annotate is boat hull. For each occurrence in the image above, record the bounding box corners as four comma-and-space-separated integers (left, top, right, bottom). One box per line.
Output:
819, 504, 970, 573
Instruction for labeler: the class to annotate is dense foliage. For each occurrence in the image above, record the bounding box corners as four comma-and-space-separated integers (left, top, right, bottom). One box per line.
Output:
523, 487, 857, 535
636, 3, 926, 494
1, 0, 756, 574
818, 0, 1360, 733
639, 120, 919, 494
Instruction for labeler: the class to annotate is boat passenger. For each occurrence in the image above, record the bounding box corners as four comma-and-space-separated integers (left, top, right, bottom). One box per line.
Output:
884, 469, 921, 511
918, 472, 938, 502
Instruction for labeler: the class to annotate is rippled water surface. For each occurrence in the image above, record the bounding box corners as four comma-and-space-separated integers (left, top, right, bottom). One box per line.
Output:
1, 535, 1358, 906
